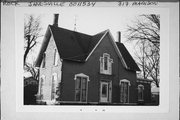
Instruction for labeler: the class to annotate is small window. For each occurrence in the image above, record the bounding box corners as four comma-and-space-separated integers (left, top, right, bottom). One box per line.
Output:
100, 53, 113, 75
138, 85, 144, 101
53, 49, 59, 66
42, 53, 46, 68
51, 73, 58, 100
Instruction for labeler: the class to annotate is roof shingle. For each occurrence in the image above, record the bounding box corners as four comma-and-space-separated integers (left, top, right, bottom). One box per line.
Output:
116, 42, 140, 71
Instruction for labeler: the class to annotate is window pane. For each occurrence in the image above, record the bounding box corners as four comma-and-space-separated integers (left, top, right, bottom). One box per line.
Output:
120, 82, 129, 103
124, 83, 128, 103
82, 78, 87, 90
51, 76, 55, 100
75, 77, 81, 89
138, 86, 143, 100
81, 90, 86, 102
54, 49, 59, 66
108, 62, 112, 74
54, 49, 56, 65
104, 57, 108, 70
42, 53, 46, 68
100, 57, 103, 73
75, 76, 88, 102
102, 84, 107, 97
120, 83, 124, 102
75, 90, 80, 101
40, 77, 44, 97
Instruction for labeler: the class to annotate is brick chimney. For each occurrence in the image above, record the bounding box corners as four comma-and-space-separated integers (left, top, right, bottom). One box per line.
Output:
118, 31, 121, 43
53, 14, 59, 27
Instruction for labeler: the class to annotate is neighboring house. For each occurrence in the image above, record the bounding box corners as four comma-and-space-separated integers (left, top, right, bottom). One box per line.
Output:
35, 14, 143, 105
137, 78, 152, 105
151, 86, 159, 105
24, 77, 38, 105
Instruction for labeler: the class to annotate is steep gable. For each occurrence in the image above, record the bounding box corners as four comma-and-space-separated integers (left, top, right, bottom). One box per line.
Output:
85, 30, 140, 71
35, 26, 51, 67
35, 25, 140, 71
49, 25, 92, 61
35, 25, 105, 67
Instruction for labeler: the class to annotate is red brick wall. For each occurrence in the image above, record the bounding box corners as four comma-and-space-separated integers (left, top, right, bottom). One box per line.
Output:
61, 33, 138, 103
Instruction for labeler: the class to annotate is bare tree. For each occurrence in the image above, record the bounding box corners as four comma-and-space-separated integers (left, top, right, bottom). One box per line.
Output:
126, 14, 160, 87
24, 14, 42, 65
24, 14, 42, 78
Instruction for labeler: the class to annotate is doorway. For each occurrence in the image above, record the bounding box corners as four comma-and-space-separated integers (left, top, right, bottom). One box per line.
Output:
100, 81, 111, 103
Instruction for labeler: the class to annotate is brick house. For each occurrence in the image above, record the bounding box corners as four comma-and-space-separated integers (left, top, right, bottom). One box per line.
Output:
35, 14, 152, 105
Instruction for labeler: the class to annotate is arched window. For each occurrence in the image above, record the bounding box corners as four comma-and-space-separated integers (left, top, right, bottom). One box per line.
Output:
138, 84, 144, 101
100, 53, 113, 75
119, 79, 131, 103
74, 73, 89, 102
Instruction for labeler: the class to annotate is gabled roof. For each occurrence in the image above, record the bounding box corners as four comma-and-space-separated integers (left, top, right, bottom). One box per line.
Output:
49, 25, 92, 61
35, 25, 105, 66
116, 42, 140, 71
35, 25, 140, 71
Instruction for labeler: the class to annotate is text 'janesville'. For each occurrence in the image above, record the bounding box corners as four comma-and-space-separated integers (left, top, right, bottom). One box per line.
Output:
28, 2, 96, 7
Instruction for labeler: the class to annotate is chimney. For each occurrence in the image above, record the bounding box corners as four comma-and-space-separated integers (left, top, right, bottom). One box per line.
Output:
53, 14, 59, 27
118, 31, 121, 43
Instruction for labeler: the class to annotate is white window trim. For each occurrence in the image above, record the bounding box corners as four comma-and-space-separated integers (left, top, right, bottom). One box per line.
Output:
119, 79, 131, 86
100, 53, 113, 75
74, 73, 90, 81
119, 79, 130, 103
138, 84, 144, 101
74, 73, 89, 102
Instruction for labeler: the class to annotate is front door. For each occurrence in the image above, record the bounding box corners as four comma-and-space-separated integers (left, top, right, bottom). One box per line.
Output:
100, 81, 111, 103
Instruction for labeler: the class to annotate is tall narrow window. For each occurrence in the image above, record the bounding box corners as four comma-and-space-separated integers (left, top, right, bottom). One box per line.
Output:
74, 73, 89, 102
40, 75, 45, 99
42, 53, 46, 68
100, 53, 113, 75
120, 79, 130, 103
51, 73, 57, 100
104, 56, 108, 70
138, 85, 144, 101
54, 49, 58, 66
